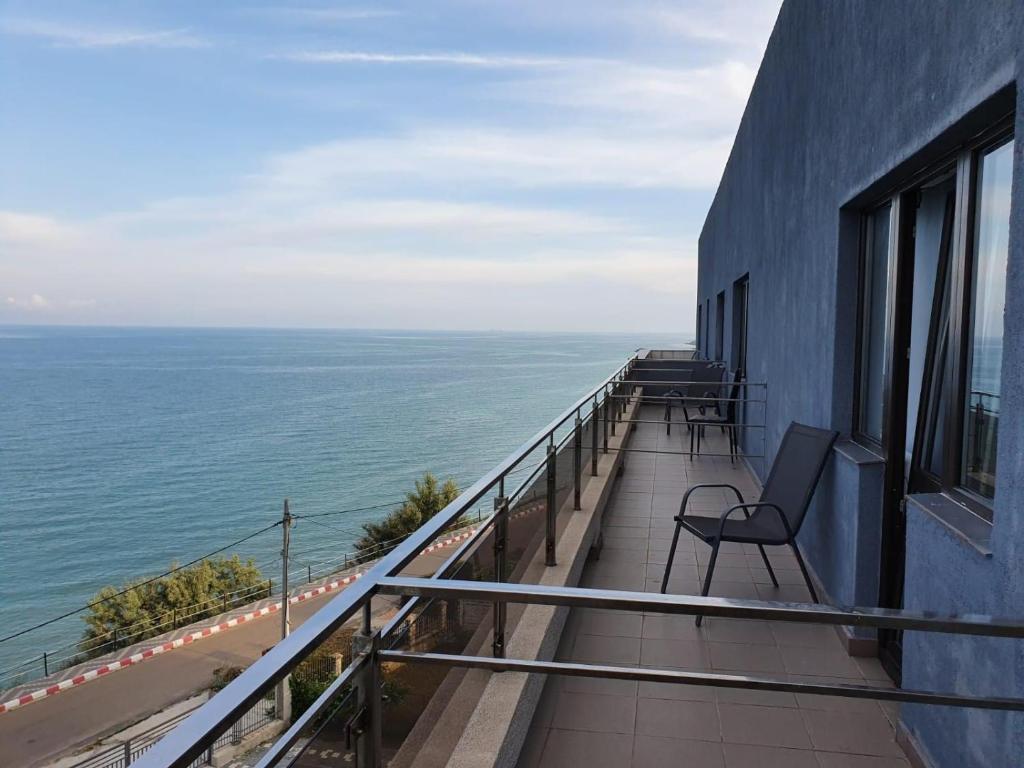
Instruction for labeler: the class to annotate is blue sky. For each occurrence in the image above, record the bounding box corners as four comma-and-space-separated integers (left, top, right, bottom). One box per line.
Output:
0, 1, 780, 332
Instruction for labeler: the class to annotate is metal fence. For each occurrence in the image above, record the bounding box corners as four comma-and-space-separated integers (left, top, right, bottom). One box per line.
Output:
70, 694, 276, 768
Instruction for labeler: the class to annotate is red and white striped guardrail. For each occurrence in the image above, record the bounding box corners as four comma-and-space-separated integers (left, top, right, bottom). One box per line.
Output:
0, 528, 478, 714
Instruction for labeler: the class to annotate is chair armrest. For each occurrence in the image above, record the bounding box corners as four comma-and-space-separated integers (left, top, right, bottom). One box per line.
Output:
717, 502, 792, 540
678, 484, 745, 518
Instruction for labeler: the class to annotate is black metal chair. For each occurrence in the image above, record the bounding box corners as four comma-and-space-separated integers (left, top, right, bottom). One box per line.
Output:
663, 364, 724, 436
685, 369, 742, 462
660, 421, 839, 625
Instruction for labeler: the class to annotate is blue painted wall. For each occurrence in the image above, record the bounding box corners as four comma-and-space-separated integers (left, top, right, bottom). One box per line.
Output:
697, 2, 1022, 765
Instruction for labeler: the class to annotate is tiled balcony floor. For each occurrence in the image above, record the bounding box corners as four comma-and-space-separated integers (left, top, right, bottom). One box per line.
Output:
518, 406, 908, 768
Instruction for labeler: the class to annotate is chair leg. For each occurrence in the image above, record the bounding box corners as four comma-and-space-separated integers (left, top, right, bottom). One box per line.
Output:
790, 543, 819, 603
696, 539, 720, 627
689, 422, 695, 460
665, 402, 671, 435
756, 545, 779, 587
660, 520, 684, 594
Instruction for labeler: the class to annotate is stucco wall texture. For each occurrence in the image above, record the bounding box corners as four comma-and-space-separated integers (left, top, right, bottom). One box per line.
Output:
696, 2, 1022, 766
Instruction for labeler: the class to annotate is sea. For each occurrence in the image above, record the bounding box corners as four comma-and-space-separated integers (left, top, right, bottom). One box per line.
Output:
0, 327, 687, 673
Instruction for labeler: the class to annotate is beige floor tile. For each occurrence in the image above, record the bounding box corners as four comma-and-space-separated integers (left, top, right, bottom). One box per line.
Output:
635, 697, 721, 741
704, 618, 775, 645
572, 633, 642, 664
779, 646, 863, 679
538, 729, 633, 768
641, 637, 711, 667
718, 703, 812, 749
722, 743, 819, 768
576, 609, 644, 638
709, 642, 785, 674
801, 710, 903, 757
551, 690, 636, 735
633, 735, 725, 767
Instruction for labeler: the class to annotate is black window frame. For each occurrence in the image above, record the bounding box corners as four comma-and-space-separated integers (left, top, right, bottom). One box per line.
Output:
714, 291, 725, 361
732, 274, 749, 377
852, 202, 895, 450
696, 303, 702, 353
853, 118, 1014, 522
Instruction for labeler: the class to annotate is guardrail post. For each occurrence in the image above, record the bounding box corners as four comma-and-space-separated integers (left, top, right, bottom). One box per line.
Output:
42, 652, 48, 677
352, 630, 383, 768
573, 414, 582, 510
545, 443, 557, 566
591, 399, 599, 476
602, 389, 609, 453
609, 384, 617, 436
492, 495, 508, 657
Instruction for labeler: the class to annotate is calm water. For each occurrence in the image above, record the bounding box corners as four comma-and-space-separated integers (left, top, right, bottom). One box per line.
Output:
0, 327, 685, 671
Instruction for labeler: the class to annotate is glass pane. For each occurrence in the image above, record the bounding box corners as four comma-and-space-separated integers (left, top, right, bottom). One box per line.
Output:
858, 203, 891, 443
962, 139, 1014, 499
907, 177, 956, 479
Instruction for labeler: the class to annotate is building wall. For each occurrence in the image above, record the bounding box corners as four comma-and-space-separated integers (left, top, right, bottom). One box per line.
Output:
697, 2, 1022, 766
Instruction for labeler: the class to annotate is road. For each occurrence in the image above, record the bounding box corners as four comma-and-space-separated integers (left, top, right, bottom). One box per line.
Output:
0, 548, 454, 768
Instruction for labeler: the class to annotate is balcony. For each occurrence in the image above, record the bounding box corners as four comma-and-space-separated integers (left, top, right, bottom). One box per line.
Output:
135, 351, 1024, 768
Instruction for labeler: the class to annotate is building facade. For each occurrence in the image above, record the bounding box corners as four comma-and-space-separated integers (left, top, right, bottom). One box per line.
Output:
696, 2, 1023, 766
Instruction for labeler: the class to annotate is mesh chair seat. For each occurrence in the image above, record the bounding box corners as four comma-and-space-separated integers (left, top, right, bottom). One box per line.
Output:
678, 513, 788, 545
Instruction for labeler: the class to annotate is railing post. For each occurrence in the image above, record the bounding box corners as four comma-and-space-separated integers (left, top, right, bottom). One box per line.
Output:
609, 384, 617, 437
545, 443, 557, 566
353, 630, 383, 768
124, 740, 132, 766
492, 495, 508, 657
573, 414, 582, 511
591, 398, 599, 476
602, 388, 609, 453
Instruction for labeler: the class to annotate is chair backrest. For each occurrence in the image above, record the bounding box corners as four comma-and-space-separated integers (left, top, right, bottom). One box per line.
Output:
759, 422, 839, 535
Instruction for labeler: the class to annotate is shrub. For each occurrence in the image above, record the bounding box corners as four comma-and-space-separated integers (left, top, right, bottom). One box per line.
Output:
353, 473, 460, 563
80, 555, 265, 655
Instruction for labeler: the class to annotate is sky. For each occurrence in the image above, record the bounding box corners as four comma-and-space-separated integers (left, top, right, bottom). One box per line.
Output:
0, 0, 781, 332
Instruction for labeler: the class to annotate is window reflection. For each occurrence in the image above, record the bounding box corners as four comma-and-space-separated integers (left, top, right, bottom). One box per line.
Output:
962, 140, 1013, 499
859, 203, 891, 444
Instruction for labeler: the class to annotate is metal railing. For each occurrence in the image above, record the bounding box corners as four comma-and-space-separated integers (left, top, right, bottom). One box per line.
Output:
134, 352, 1024, 768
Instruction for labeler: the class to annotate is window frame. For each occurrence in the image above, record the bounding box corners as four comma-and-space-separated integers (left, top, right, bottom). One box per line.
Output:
715, 291, 725, 361
732, 274, 749, 377
696, 303, 702, 354
852, 202, 896, 450
853, 119, 1013, 522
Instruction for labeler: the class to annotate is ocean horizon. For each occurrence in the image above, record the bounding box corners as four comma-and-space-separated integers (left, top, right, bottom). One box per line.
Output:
0, 326, 688, 672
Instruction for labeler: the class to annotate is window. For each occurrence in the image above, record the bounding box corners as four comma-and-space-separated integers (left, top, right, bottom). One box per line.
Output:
856, 124, 1013, 519
732, 275, 749, 376
960, 139, 1013, 500
715, 291, 725, 361
856, 204, 892, 445
704, 299, 710, 358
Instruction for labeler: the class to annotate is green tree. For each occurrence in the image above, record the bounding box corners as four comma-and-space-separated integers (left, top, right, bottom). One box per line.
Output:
353, 473, 460, 563
81, 555, 265, 655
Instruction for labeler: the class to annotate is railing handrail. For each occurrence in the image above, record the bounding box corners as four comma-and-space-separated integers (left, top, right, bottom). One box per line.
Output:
135, 353, 641, 768
375, 577, 1024, 638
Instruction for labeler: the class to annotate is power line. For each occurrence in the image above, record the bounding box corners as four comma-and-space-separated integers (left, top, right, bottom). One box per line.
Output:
0, 521, 282, 645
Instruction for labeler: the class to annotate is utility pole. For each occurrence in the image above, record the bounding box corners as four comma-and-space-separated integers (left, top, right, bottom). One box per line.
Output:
276, 499, 293, 724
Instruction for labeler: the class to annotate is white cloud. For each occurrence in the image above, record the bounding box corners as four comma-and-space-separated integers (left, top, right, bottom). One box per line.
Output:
5, 293, 52, 311
272, 50, 596, 68
0, 211, 78, 247
0, 19, 207, 49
